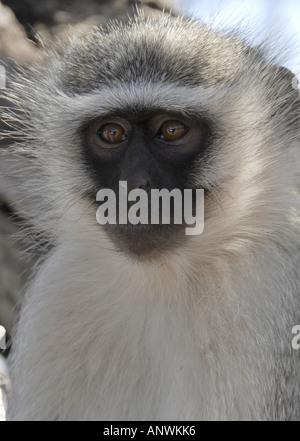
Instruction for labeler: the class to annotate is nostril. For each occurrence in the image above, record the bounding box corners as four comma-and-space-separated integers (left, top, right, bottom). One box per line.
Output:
138, 180, 150, 190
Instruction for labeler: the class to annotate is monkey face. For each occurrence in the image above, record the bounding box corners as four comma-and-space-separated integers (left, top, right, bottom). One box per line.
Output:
5, 14, 298, 262
81, 111, 210, 257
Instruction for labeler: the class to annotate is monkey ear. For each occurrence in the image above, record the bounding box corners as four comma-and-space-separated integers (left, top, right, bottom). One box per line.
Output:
268, 65, 300, 122
272, 65, 299, 97
277, 65, 298, 90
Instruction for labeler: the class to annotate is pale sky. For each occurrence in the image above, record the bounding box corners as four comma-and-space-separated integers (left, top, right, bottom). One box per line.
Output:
176, 0, 300, 71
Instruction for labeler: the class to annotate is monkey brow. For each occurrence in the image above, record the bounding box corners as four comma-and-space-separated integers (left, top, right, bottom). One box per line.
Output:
56, 81, 221, 126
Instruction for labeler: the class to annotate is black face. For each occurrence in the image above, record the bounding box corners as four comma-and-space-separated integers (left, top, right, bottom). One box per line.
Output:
81, 111, 210, 257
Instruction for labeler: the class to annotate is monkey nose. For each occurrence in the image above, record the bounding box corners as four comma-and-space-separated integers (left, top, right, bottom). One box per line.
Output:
124, 172, 151, 192
138, 179, 151, 190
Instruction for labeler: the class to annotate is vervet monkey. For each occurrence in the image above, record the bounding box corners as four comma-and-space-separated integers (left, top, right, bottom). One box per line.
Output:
1, 11, 300, 420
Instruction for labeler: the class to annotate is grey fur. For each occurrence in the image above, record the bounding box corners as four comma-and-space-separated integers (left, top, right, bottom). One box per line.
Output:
1, 12, 300, 420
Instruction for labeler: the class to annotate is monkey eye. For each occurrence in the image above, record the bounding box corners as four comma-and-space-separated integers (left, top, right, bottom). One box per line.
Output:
158, 120, 187, 141
99, 123, 128, 144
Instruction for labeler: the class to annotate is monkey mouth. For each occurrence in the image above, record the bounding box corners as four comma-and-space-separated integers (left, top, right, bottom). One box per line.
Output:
103, 222, 186, 258
92, 183, 205, 257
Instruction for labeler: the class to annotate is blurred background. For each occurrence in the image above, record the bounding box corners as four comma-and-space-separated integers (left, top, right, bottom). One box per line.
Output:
182, 0, 300, 71
0, 0, 300, 352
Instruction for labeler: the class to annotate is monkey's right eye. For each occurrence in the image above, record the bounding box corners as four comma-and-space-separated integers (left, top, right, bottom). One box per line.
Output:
99, 123, 128, 144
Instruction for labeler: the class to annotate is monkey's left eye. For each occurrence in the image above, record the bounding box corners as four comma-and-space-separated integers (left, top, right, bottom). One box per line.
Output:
99, 123, 128, 144
158, 120, 187, 141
